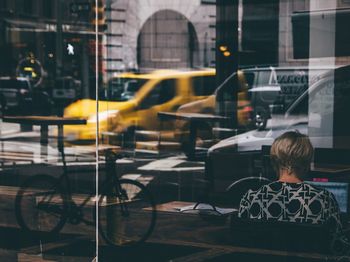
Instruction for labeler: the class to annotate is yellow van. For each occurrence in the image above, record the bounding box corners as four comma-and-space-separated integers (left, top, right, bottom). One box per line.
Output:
63, 69, 216, 142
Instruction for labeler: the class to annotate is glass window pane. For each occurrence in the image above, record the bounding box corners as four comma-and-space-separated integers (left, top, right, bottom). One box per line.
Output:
0, 0, 98, 260
2, 0, 350, 260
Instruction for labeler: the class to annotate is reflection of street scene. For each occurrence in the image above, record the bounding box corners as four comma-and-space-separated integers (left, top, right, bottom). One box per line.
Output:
1, 0, 350, 260
15, 149, 157, 247
63, 69, 216, 143
0, 124, 210, 260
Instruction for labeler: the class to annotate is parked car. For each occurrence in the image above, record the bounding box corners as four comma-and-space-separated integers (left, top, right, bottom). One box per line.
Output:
245, 66, 328, 129
0, 76, 52, 115
63, 69, 216, 142
205, 65, 350, 196
175, 66, 333, 156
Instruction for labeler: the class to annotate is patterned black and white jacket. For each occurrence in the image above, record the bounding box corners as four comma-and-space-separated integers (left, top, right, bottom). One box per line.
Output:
238, 181, 349, 254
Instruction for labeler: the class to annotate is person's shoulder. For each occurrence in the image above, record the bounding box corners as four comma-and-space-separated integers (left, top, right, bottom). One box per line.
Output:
245, 181, 284, 196
303, 183, 335, 199
302, 182, 322, 192
243, 184, 266, 199
303, 182, 325, 192
263, 181, 285, 191
242, 181, 288, 198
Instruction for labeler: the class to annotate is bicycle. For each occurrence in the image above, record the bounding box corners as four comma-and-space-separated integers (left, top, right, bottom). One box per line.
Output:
188, 151, 273, 220
15, 145, 157, 247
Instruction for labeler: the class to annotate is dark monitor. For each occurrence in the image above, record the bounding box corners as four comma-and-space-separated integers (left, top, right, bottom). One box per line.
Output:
261, 145, 271, 155
314, 148, 350, 168
307, 181, 349, 213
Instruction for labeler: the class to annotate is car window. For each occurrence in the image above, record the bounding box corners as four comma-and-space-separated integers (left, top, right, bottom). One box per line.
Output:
308, 77, 350, 135
192, 75, 216, 96
244, 72, 255, 88
309, 80, 333, 115
287, 91, 308, 116
215, 71, 256, 103
277, 70, 309, 107
256, 71, 272, 86
216, 73, 238, 101
100, 77, 147, 101
140, 79, 176, 109
284, 75, 350, 132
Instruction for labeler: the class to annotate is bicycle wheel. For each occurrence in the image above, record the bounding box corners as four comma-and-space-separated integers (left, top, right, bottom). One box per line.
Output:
15, 174, 68, 237
98, 178, 156, 247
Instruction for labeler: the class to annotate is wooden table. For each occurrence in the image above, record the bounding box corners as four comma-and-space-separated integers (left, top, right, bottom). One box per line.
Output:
158, 112, 228, 160
2, 116, 86, 157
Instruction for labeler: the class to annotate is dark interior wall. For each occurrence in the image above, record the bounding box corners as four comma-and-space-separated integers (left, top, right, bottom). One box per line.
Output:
241, 0, 279, 66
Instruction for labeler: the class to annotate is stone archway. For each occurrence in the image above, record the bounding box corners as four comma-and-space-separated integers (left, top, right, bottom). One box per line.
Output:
137, 9, 199, 70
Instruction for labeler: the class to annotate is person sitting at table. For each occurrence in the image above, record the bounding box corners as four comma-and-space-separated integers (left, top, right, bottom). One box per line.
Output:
238, 131, 349, 254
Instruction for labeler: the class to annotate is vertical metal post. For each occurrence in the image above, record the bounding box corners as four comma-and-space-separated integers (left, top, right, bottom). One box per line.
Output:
216, 0, 239, 128
40, 125, 48, 158
95, 0, 100, 259
55, 0, 63, 116
188, 121, 198, 160
105, 150, 120, 244
56, 0, 63, 79
204, 32, 208, 67
81, 36, 90, 99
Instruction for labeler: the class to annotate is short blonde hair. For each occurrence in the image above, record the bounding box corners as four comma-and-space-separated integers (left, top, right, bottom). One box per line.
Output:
270, 131, 314, 178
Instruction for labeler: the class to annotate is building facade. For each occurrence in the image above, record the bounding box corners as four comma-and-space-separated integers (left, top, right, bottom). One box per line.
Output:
105, 0, 216, 77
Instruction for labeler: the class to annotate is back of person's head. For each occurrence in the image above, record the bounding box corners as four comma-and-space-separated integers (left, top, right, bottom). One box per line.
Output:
270, 131, 314, 179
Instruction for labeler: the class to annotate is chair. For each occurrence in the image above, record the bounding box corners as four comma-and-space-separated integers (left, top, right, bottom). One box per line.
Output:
134, 129, 181, 157
230, 216, 333, 254
261, 145, 277, 181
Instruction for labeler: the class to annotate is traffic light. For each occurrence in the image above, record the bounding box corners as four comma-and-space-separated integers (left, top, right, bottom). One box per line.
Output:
91, 0, 107, 31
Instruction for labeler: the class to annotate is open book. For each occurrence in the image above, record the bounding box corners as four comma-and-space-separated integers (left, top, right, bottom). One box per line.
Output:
176, 203, 237, 215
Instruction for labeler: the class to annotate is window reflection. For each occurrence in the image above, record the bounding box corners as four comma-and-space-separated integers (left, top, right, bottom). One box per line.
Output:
0, 0, 350, 260
101, 78, 147, 101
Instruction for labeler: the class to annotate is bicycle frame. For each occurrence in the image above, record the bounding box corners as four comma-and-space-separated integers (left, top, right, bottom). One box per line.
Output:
16, 146, 156, 247
51, 146, 127, 225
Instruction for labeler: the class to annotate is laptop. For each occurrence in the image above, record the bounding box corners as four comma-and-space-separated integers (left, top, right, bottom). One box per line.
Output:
307, 181, 349, 215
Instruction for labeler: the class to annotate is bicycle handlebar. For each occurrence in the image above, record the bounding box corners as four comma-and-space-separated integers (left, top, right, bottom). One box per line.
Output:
115, 153, 130, 159
104, 149, 131, 160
